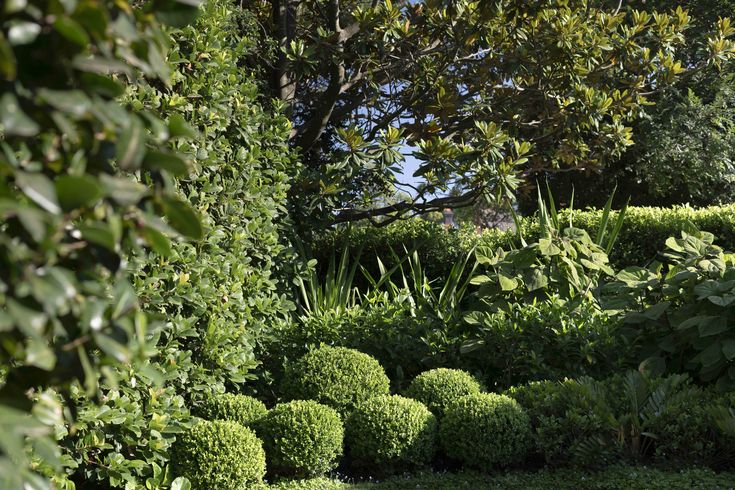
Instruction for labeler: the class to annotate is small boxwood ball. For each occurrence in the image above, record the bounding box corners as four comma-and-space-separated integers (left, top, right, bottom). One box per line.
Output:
284, 346, 390, 415
194, 392, 267, 427
405, 368, 483, 417
171, 420, 266, 489
440, 393, 531, 468
345, 395, 437, 469
258, 400, 344, 477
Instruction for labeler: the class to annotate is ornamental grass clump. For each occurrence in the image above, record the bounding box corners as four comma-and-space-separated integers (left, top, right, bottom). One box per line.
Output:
405, 368, 483, 417
257, 400, 344, 477
194, 392, 267, 427
284, 346, 390, 415
171, 420, 266, 489
345, 395, 437, 470
440, 393, 531, 468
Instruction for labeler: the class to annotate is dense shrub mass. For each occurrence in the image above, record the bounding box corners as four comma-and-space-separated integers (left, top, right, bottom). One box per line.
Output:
58, 1, 295, 486
505, 372, 734, 468
0, 0, 200, 483
440, 393, 532, 468
194, 393, 267, 427
171, 420, 266, 490
346, 395, 437, 470
257, 400, 344, 477
284, 346, 390, 415
405, 369, 483, 417
460, 298, 632, 389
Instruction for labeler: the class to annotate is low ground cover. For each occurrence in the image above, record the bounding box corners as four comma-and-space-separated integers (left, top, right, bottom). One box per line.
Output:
268, 467, 735, 489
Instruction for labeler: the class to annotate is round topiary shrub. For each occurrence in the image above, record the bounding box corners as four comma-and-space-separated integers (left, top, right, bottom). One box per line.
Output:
440, 392, 531, 468
284, 346, 390, 415
257, 400, 344, 477
405, 368, 483, 417
345, 395, 437, 470
171, 419, 266, 489
194, 392, 268, 427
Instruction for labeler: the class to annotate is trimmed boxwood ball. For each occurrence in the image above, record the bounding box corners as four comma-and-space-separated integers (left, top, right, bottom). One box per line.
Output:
440, 393, 531, 468
171, 419, 266, 489
194, 392, 267, 427
405, 368, 483, 417
258, 400, 344, 477
284, 346, 390, 415
346, 395, 437, 469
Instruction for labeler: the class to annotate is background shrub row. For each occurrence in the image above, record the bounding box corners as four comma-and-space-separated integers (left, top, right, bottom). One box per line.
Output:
312, 204, 735, 283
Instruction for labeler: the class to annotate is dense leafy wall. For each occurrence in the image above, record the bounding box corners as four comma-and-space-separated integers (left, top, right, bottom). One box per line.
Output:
0, 0, 202, 486
57, 1, 295, 487
313, 205, 735, 282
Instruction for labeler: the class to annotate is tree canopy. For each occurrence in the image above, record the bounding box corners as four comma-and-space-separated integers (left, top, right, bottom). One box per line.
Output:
250, 0, 735, 225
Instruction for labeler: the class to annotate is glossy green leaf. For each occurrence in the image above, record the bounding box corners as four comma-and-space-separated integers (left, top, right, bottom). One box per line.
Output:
15, 172, 60, 214
168, 114, 198, 139
143, 151, 190, 176
99, 175, 148, 205
0, 93, 39, 136
93, 333, 130, 363
117, 116, 146, 170
55, 175, 104, 211
79, 222, 116, 250
141, 226, 172, 256
54, 16, 91, 46
162, 196, 203, 240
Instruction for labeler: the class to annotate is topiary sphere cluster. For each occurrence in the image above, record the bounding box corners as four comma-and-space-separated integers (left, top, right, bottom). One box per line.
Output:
194, 392, 267, 427
257, 399, 344, 477
346, 395, 437, 469
171, 419, 266, 489
284, 346, 390, 415
440, 393, 531, 468
405, 368, 483, 417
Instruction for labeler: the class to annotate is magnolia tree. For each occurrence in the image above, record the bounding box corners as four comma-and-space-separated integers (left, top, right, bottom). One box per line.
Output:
249, 0, 735, 225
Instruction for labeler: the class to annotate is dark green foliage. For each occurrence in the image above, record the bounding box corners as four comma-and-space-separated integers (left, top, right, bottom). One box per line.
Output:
404, 368, 483, 417
257, 400, 344, 478
0, 0, 201, 484
505, 372, 733, 469
345, 395, 437, 470
440, 393, 532, 468
461, 298, 632, 390
270, 467, 735, 489
194, 393, 267, 427
283, 346, 390, 415
171, 420, 266, 489
604, 228, 735, 389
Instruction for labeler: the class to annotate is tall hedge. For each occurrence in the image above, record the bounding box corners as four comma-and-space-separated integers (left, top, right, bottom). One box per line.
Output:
59, 1, 295, 487
312, 204, 735, 282
0, 0, 201, 486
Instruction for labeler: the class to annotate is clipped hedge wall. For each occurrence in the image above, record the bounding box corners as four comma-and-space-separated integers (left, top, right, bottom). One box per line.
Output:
312, 205, 735, 280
